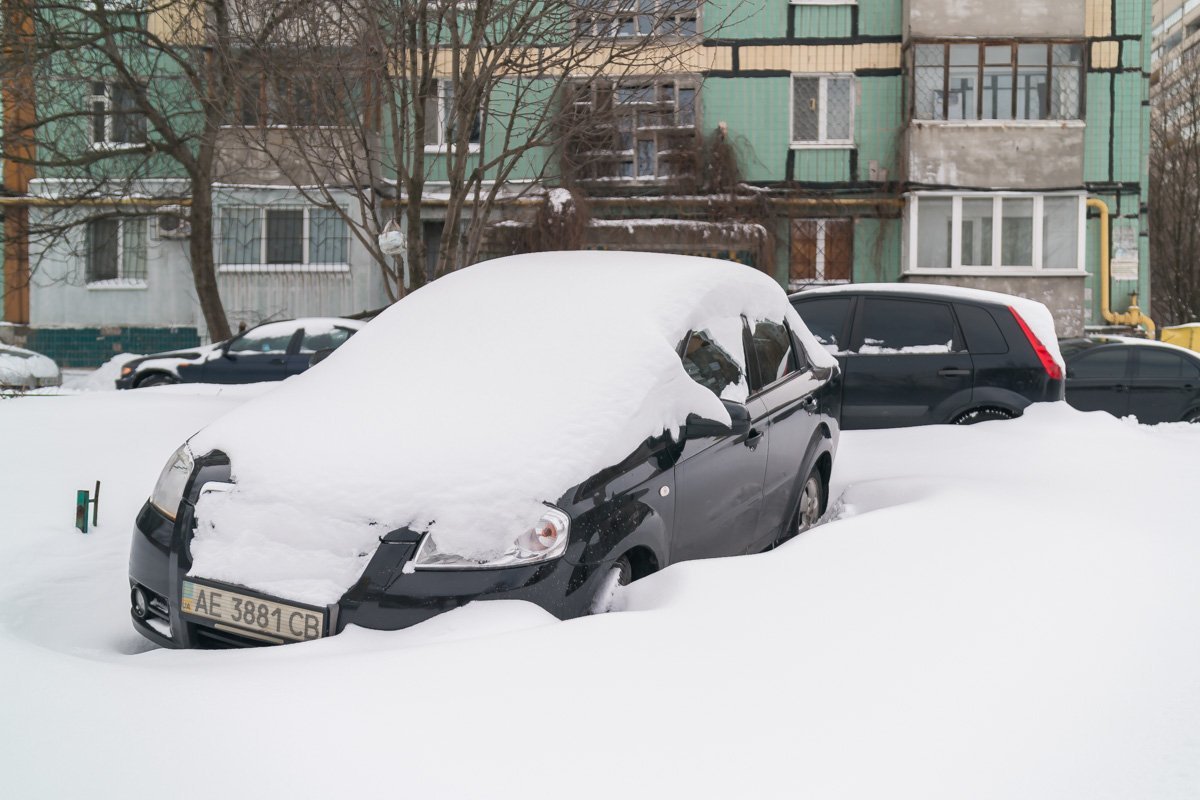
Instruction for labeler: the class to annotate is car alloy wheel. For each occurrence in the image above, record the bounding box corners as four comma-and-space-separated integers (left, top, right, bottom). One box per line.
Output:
796, 471, 824, 534
952, 407, 1015, 425
588, 555, 632, 615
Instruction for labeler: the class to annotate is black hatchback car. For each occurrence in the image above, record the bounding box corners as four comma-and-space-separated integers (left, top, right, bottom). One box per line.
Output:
1062, 337, 1200, 424
129, 253, 840, 648
790, 284, 1065, 429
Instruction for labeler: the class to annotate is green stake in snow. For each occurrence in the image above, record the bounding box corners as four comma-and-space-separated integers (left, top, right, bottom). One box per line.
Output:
75, 481, 100, 533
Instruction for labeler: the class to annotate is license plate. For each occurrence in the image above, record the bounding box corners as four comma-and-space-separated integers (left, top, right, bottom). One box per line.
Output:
181, 580, 326, 644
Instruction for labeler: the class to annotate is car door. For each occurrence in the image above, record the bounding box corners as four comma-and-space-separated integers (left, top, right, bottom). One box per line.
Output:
671, 321, 771, 562
1127, 348, 1200, 424
190, 321, 302, 384
1064, 347, 1131, 417
842, 296, 972, 428
746, 317, 823, 549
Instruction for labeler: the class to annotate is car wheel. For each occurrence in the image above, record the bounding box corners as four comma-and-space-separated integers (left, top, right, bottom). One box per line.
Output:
795, 468, 825, 535
951, 407, 1015, 425
135, 373, 178, 388
588, 555, 632, 615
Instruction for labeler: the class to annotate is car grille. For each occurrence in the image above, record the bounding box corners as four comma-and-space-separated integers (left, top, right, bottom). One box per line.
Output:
191, 625, 273, 649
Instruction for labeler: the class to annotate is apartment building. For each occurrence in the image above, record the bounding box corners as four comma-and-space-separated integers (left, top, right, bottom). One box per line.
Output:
4, 0, 1152, 363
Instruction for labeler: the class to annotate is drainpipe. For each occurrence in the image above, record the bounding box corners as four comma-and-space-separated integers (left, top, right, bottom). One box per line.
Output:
1087, 197, 1156, 337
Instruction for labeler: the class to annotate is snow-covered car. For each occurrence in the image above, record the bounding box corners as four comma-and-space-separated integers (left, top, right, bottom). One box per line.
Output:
128, 251, 841, 648
790, 283, 1065, 428
115, 317, 365, 389
1062, 336, 1200, 424
0, 342, 61, 391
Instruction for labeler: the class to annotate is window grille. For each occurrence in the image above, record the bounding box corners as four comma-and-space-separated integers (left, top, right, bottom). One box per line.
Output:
790, 219, 853, 287
791, 76, 854, 145
219, 206, 349, 271
86, 218, 148, 284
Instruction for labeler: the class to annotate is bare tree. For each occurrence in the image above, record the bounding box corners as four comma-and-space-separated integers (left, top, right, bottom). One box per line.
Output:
1151, 57, 1200, 326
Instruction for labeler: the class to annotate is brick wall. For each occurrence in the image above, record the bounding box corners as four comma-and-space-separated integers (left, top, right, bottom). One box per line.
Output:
22, 326, 201, 368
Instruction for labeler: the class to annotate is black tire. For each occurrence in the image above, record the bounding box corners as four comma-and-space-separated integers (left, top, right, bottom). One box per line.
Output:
951, 407, 1015, 425
588, 555, 632, 615
135, 372, 178, 388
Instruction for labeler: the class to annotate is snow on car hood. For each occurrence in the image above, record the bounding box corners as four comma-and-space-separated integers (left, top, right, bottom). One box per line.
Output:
0, 344, 60, 387
188, 251, 809, 605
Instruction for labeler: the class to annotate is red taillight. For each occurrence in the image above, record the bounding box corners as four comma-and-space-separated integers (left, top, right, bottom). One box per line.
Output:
1008, 306, 1063, 381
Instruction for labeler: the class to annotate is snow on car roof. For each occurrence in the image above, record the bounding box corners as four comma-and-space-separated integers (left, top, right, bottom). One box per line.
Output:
793, 282, 1064, 369
1088, 335, 1200, 358
188, 251, 814, 604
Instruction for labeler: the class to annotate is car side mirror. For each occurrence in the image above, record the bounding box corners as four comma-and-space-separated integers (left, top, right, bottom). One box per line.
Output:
683, 400, 752, 440
309, 348, 334, 367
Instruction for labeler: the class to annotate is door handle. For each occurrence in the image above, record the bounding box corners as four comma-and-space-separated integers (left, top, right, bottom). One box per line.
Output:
744, 428, 764, 450
270, 358, 286, 365
937, 368, 971, 377
1114, 385, 1128, 392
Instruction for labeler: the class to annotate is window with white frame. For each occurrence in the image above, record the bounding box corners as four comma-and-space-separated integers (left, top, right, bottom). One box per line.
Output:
424, 80, 481, 151
912, 41, 1083, 122
86, 218, 148, 285
89, 81, 147, 147
908, 193, 1083, 271
218, 206, 349, 271
574, 0, 698, 38
791, 75, 854, 146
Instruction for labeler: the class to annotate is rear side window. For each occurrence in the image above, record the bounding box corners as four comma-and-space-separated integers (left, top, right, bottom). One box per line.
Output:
792, 297, 853, 352
229, 321, 300, 354
955, 304, 1008, 355
748, 319, 796, 391
856, 298, 958, 354
682, 329, 747, 401
299, 326, 355, 354
1135, 349, 1200, 379
1070, 349, 1129, 379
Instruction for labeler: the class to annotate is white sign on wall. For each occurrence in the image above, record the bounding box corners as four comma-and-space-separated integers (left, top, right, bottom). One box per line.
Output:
1111, 222, 1139, 282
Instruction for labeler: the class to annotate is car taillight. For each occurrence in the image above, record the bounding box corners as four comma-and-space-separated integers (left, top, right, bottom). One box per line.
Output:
1008, 306, 1063, 381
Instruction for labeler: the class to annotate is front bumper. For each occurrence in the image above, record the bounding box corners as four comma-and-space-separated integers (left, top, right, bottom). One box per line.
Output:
129, 504, 608, 648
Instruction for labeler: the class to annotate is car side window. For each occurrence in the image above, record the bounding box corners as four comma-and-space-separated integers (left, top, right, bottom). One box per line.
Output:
792, 297, 853, 353
1070, 349, 1129, 379
954, 304, 1009, 355
1135, 349, 1200, 380
748, 319, 796, 391
228, 321, 300, 354
299, 326, 355, 354
681, 329, 746, 401
856, 298, 959, 354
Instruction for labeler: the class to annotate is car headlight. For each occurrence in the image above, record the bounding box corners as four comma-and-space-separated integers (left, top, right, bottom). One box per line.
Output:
412, 506, 570, 569
150, 443, 194, 521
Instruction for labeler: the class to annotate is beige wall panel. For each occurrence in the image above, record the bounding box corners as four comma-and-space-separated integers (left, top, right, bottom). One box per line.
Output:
737, 43, 901, 73
1085, 0, 1113, 37
1092, 40, 1120, 69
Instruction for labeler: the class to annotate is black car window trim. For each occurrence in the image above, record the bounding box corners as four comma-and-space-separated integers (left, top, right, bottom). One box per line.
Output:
848, 296, 964, 354
1068, 346, 1132, 380
1132, 347, 1200, 380
285, 328, 305, 356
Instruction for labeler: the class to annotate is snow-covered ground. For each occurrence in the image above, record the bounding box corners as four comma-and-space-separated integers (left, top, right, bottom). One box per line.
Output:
2, 381, 1198, 799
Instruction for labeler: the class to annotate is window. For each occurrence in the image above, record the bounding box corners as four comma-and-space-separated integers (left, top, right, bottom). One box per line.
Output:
1070, 349, 1129, 380
564, 79, 697, 180
912, 41, 1083, 121
791, 75, 854, 146
681, 328, 746, 400
299, 325, 356, 354
909, 193, 1083, 271
235, 71, 347, 128
790, 218, 852, 287
1135, 349, 1200, 379
89, 81, 146, 146
793, 296, 853, 353
857, 298, 959, 354
424, 80, 481, 151
748, 319, 797, 390
954, 304, 1008, 355
575, 1, 698, 38
219, 206, 349, 271
229, 321, 301, 355
86, 218, 148, 286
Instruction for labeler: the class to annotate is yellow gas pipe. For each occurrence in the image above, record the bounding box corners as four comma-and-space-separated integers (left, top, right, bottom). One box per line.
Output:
1087, 197, 1155, 337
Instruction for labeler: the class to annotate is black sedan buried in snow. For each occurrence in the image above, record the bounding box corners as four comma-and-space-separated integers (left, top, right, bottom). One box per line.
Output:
1062, 336, 1200, 424
129, 252, 841, 648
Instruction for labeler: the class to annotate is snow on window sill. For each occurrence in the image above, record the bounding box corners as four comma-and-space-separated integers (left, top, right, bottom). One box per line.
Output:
909, 119, 1086, 129
789, 141, 855, 150
218, 264, 350, 274
90, 141, 145, 151
423, 144, 481, 154
87, 279, 148, 290
903, 268, 1087, 278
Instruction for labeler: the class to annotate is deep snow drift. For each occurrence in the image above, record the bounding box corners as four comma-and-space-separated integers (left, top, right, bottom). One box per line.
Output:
1, 383, 1198, 799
